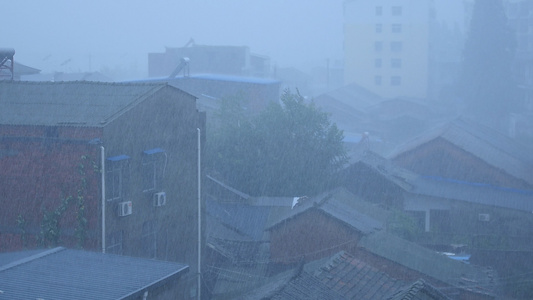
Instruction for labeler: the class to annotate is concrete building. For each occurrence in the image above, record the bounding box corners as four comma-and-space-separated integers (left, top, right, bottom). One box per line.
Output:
343, 0, 436, 100
148, 43, 271, 79
0, 81, 206, 299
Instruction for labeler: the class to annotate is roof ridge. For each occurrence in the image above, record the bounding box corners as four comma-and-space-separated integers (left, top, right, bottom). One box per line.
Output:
0, 247, 64, 273
315, 250, 348, 275
3, 80, 167, 87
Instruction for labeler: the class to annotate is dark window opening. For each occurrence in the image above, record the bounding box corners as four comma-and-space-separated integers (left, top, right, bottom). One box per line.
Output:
106, 155, 130, 201
142, 148, 166, 192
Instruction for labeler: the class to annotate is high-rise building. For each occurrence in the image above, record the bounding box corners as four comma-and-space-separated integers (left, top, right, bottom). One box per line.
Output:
505, 0, 533, 112
343, 0, 436, 99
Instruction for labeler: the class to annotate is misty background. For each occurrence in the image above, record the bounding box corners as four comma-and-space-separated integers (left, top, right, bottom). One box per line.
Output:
3, 0, 463, 78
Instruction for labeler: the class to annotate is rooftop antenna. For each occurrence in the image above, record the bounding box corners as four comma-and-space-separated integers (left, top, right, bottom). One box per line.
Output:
0, 48, 15, 80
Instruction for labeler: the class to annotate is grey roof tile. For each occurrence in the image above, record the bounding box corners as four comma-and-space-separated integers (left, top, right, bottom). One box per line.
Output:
308, 251, 405, 299
359, 231, 497, 297
387, 279, 451, 300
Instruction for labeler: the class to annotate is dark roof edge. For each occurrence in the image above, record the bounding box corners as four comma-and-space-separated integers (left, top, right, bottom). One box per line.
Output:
101, 84, 166, 125
265, 193, 333, 231
206, 175, 251, 200
0, 247, 65, 272
121, 264, 189, 300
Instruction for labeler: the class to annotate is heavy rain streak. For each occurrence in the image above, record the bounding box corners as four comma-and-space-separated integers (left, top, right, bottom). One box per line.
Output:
1, 0, 533, 299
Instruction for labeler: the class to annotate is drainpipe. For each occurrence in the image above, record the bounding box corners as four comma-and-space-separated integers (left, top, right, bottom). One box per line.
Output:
197, 128, 201, 300
101, 146, 106, 253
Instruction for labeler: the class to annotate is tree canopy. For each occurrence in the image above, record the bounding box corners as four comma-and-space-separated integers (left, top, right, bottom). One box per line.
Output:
207, 89, 348, 197
459, 0, 518, 123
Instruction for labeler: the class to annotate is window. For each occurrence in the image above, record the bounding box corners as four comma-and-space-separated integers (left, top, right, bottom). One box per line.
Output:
375, 24, 382, 33
391, 24, 402, 33
106, 155, 130, 201
142, 220, 157, 259
392, 6, 402, 16
142, 148, 166, 192
391, 58, 402, 68
374, 58, 382, 68
391, 76, 402, 86
375, 6, 383, 16
390, 41, 403, 52
107, 231, 123, 255
374, 76, 382, 86
374, 41, 383, 52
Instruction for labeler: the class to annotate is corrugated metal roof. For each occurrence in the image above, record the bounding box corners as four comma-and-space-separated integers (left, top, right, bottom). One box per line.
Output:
206, 199, 270, 241
410, 175, 533, 212
0, 81, 171, 127
0, 247, 188, 300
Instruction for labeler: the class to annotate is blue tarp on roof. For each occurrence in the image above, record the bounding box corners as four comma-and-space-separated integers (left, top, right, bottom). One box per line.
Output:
107, 154, 130, 161
143, 148, 165, 155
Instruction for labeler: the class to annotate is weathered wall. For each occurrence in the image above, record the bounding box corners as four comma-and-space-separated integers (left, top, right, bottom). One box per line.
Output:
269, 209, 362, 264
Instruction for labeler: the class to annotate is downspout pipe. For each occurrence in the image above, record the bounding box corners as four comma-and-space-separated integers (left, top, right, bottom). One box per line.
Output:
197, 128, 201, 300
101, 146, 106, 253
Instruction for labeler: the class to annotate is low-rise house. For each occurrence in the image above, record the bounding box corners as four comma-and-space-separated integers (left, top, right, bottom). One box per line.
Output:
267, 188, 385, 265
337, 151, 415, 207
0, 247, 189, 300
405, 174, 533, 240
389, 118, 533, 190
0, 81, 205, 299
266, 187, 499, 299
357, 231, 498, 299
338, 150, 533, 244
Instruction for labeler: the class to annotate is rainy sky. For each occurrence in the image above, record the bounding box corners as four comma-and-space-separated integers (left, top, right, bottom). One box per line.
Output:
3, 0, 464, 76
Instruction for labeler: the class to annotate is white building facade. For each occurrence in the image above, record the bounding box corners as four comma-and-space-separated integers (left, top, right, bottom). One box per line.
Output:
343, 0, 436, 99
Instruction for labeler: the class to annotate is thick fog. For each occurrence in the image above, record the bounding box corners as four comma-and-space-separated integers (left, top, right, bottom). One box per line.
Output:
4, 0, 462, 76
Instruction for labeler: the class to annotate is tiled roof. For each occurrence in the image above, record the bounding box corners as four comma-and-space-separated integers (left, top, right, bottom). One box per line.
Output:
239, 250, 414, 300
0, 81, 189, 127
237, 265, 346, 300
308, 251, 406, 299
269, 271, 346, 300
0, 247, 188, 300
387, 279, 451, 300
359, 231, 497, 297
388, 118, 533, 185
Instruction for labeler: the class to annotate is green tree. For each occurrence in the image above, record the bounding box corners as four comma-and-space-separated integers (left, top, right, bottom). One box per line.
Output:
459, 0, 518, 124
207, 89, 348, 196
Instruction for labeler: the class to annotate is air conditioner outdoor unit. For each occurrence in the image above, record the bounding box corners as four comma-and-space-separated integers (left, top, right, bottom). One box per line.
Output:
478, 213, 490, 222
117, 201, 133, 217
153, 192, 167, 207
